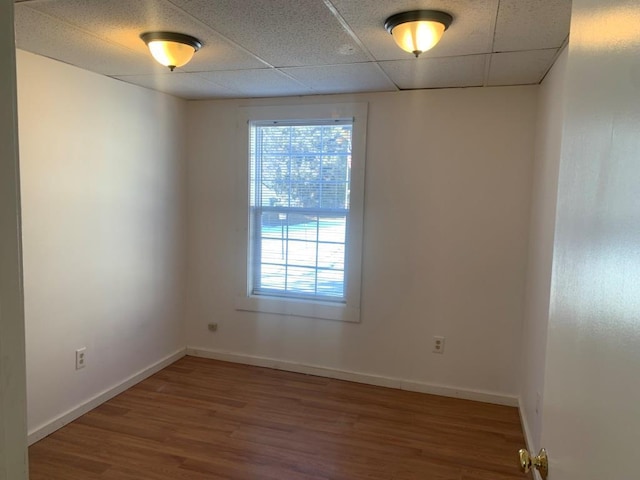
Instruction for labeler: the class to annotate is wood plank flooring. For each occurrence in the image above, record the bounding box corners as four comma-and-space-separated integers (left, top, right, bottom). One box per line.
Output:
29, 356, 528, 479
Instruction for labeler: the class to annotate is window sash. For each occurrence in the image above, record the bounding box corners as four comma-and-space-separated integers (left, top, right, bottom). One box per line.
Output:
249, 121, 353, 303
250, 207, 348, 303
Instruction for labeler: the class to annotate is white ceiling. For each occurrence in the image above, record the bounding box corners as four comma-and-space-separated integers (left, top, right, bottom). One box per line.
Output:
14, 0, 571, 100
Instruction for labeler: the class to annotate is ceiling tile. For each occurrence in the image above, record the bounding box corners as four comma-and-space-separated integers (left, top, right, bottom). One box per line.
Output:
380, 55, 487, 90
196, 69, 314, 97
330, 0, 500, 61
487, 49, 559, 86
15, 5, 164, 76
112, 72, 239, 99
13, 0, 572, 97
26, 0, 268, 72
167, 0, 370, 67
494, 0, 571, 52
281, 63, 397, 94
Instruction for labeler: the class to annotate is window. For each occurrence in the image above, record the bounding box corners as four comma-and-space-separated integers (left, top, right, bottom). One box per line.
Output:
250, 121, 351, 301
235, 104, 367, 322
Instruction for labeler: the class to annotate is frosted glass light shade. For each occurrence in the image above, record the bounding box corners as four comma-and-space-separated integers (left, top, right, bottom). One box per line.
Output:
140, 32, 202, 71
148, 41, 195, 70
391, 21, 446, 56
385, 11, 453, 58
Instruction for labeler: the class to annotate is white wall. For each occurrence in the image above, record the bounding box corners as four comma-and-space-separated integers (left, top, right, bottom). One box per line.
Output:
519, 48, 567, 450
0, 2, 28, 478
186, 86, 537, 399
17, 50, 187, 437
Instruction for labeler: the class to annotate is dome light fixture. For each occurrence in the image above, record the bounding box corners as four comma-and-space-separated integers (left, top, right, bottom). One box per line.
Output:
140, 32, 202, 71
384, 10, 453, 58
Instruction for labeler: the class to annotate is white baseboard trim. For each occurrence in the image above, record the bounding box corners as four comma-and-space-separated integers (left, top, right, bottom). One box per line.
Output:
518, 397, 535, 451
186, 347, 518, 407
28, 348, 186, 445
518, 397, 543, 480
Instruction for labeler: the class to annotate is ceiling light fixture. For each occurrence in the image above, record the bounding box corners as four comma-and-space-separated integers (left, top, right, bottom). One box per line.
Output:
140, 32, 202, 71
384, 10, 453, 58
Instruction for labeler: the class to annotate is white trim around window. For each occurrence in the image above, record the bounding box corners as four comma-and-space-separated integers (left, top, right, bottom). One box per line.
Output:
234, 103, 368, 322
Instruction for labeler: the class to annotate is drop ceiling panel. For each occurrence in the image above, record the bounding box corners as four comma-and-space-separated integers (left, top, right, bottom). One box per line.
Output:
113, 72, 238, 99
488, 49, 559, 86
167, 0, 369, 67
26, 0, 268, 73
15, 5, 165, 76
330, 0, 500, 61
380, 55, 487, 90
13, 0, 572, 99
197, 69, 314, 97
281, 63, 397, 94
494, 0, 571, 52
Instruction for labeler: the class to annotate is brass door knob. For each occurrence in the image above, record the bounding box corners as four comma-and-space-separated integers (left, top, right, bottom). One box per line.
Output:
518, 448, 548, 479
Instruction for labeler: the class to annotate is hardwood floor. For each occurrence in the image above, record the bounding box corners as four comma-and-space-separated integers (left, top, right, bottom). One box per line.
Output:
29, 356, 528, 479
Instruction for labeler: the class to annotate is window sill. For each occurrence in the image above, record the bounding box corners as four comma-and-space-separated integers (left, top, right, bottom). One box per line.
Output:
235, 295, 360, 323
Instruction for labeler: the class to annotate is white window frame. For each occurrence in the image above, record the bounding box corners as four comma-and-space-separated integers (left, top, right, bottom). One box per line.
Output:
234, 103, 367, 322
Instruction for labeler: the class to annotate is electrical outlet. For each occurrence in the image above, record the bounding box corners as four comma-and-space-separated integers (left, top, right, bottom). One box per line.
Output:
432, 336, 445, 354
75, 347, 86, 370
207, 323, 218, 332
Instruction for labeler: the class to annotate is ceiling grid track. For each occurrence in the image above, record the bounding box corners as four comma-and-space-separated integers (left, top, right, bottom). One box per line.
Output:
483, 0, 502, 87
